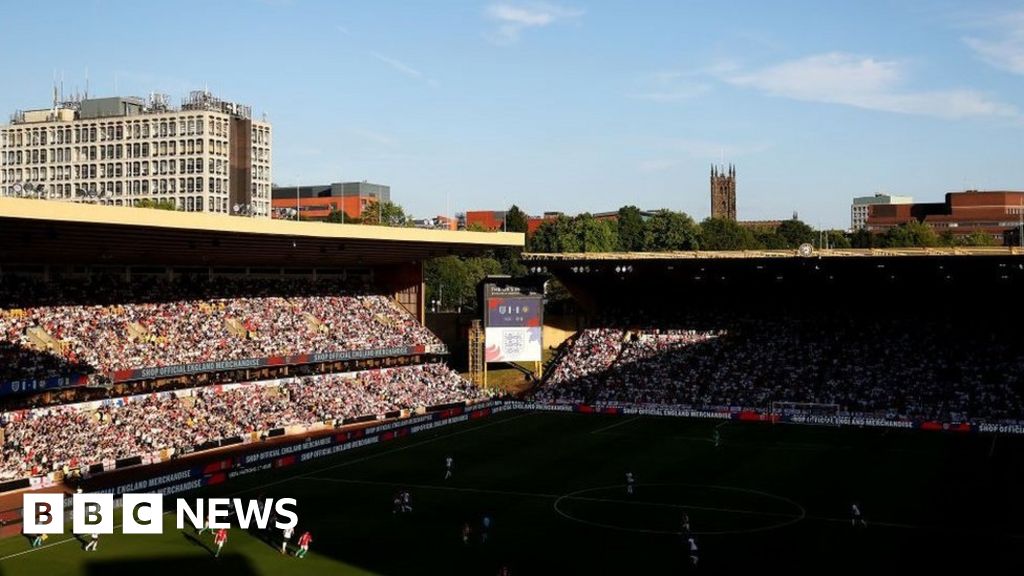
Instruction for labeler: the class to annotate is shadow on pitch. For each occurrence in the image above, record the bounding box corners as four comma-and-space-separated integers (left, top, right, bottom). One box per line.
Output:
181, 530, 214, 556
241, 523, 282, 554
83, 554, 259, 576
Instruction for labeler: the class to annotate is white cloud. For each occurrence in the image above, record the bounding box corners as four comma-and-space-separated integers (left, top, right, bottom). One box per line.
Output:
629, 87, 711, 103
369, 52, 439, 87
963, 11, 1024, 74
725, 52, 1016, 119
485, 2, 583, 45
370, 52, 423, 79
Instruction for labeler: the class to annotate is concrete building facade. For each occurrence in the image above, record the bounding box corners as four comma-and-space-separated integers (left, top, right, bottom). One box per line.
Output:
1, 91, 272, 216
851, 193, 913, 231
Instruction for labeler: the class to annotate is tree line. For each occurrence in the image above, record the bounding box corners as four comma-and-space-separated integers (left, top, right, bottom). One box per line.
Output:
340, 203, 1000, 312
529, 205, 1000, 252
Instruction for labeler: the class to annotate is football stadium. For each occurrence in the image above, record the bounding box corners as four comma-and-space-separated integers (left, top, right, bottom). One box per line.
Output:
0, 198, 1022, 575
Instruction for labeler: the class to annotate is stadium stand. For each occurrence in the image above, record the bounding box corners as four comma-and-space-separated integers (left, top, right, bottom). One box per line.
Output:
535, 316, 1024, 424
0, 363, 485, 480
0, 276, 445, 382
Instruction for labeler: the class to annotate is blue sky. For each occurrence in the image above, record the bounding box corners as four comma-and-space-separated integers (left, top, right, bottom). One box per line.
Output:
2, 0, 1023, 227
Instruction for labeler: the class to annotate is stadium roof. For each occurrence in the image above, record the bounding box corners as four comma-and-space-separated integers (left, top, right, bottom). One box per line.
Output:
525, 248, 1024, 316
523, 247, 1024, 261
0, 198, 523, 267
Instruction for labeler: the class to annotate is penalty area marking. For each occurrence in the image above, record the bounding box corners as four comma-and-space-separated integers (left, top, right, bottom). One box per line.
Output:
552, 483, 807, 536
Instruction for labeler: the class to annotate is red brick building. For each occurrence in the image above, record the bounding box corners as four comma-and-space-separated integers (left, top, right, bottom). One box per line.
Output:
866, 190, 1024, 241
464, 210, 507, 231
270, 195, 368, 220
271, 182, 389, 221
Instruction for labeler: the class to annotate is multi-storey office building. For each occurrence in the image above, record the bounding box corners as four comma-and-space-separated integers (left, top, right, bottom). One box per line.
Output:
851, 193, 913, 231
0, 91, 271, 217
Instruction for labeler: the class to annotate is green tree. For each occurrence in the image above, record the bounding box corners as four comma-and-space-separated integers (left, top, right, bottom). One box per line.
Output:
570, 213, 618, 252
822, 230, 852, 249
504, 205, 529, 233
850, 228, 874, 248
493, 205, 529, 276
700, 217, 757, 249
643, 209, 700, 251
324, 207, 356, 224
775, 219, 816, 248
425, 256, 467, 312
699, 218, 760, 250
527, 214, 617, 253
754, 230, 789, 249
527, 217, 564, 253
134, 198, 177, 211
616, 205, 647, 252
880, 220, 939, 247
361, 201, 411, 227
950, 231, 998, 246
424, 255, 503, 312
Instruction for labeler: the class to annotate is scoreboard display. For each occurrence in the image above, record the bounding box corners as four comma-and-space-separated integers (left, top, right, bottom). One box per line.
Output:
482, 281, 543, 362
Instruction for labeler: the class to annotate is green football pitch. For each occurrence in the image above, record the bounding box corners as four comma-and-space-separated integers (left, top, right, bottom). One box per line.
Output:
1, 410, 1022, 575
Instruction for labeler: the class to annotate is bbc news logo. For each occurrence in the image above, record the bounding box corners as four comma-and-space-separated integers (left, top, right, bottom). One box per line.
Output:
23, 494, 298, 534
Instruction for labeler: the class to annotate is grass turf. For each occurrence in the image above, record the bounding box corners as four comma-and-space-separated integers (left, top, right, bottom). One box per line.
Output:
1, 410, 1022, 575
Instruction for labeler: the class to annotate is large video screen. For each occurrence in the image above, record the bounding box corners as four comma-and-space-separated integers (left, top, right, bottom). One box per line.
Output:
483, 283, 543, 362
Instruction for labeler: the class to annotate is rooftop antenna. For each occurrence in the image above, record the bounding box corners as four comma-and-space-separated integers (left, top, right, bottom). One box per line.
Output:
85, 67, 89, 99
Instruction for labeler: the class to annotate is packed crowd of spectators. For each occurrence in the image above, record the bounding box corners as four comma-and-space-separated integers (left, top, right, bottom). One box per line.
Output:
0, 276, 443, 381
536, 316, 1024, 424
0, 363, 485, 480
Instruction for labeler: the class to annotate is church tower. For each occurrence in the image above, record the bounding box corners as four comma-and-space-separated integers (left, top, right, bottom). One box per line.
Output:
710, 164, 737, 221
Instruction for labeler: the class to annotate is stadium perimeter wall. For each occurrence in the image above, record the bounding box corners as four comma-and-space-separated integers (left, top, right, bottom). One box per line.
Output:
6, 397, 1024, 538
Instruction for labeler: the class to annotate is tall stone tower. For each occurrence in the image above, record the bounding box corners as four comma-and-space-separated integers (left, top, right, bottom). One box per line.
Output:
710, 164, 737, 221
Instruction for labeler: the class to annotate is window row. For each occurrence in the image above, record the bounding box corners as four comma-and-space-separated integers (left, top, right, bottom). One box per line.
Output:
252, 126, 270, 146
1, 114, 243, 148
2, 157, 232, 182
1, 140, 237, 165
